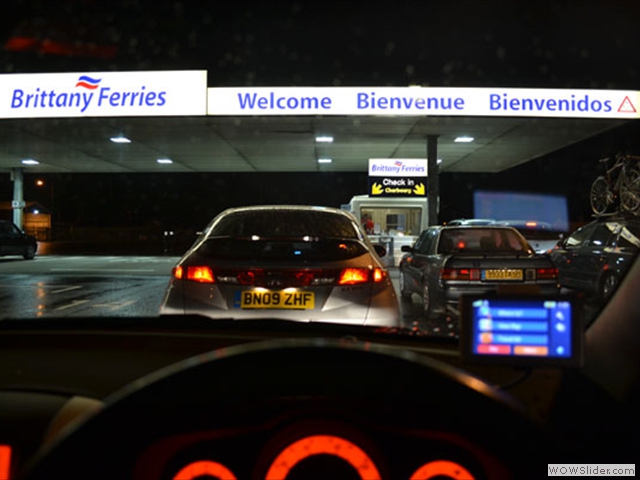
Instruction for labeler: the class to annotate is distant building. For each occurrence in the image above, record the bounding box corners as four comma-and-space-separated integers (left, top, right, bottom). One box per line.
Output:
0, 201, 52, 240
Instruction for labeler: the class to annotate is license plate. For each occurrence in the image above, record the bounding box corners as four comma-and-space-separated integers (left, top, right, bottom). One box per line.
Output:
482, 269, 523, 281
238, 290, 315, 309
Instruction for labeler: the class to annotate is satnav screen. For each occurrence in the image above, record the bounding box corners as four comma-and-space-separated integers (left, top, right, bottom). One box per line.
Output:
470, 298, 572, 359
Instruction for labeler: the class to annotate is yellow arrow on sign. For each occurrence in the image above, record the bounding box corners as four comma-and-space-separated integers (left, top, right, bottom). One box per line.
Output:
371, 183, 383, 195
413, 183, 425, 195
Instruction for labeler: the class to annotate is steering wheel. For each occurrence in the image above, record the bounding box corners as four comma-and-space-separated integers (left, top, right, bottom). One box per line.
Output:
20, 338, 547, 480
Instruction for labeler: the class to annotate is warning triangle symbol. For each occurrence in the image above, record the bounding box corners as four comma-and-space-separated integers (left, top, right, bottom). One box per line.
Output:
618, 96, 637, 113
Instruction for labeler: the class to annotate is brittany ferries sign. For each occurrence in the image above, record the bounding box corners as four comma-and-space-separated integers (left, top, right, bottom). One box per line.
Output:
1, 74, 637, 120
0, 70, 207, 118
207, 87, 640, 119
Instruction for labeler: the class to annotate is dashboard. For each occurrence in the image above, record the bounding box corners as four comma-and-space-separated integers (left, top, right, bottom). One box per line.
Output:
132, 401, 511, 480
0, 317, 633, 480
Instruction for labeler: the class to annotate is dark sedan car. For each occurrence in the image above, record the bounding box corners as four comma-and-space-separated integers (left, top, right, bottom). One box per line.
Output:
0, 220, 37, 259
549, 215, 640, 302
399, 225, 560, 318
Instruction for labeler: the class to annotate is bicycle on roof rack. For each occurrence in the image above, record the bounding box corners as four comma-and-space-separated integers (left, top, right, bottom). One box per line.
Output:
590, 153, 640, 215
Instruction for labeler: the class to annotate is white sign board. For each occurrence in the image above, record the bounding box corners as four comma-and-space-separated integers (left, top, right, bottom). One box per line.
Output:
0, 70, 208, 118
208, 87, 640, 119
367, 159, 428, 197
368, 159, 428, 177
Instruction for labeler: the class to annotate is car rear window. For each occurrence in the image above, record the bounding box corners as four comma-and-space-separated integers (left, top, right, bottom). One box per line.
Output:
198, 237, 369, 262
209, 210, 360, 239
438, 228, 530, 254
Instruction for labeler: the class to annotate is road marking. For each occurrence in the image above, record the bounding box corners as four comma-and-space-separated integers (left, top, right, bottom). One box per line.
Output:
50, 268, 157, 273
54, 300, 90, 311
92, 300, 136, 310
51, 285, 83, 294
0, 283, 83, 293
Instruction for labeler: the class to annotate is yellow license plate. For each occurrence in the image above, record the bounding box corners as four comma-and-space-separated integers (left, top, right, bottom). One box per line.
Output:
483, 269, 523, 281
240, 290, 315, 309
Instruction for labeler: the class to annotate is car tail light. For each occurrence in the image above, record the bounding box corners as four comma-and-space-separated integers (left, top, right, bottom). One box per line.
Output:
237, 270, 257, 285
338, 268, 386, 285
536, 267, 558, 280
338, 268, 370, 285
177, 267, 386, 286
232, 269, 323, 287
174, 265, 215, 283
172, 266, 183, 279
373, 268, 385, 282
440, 268, 479, 281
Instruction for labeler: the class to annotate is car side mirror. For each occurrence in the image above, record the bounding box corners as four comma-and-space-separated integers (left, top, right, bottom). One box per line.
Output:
373, 244, 387, 257
400, 245, 413, 253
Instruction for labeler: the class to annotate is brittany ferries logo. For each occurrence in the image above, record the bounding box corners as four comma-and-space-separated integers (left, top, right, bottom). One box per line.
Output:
10, 75, 167, 113
75, 75, 102, 90
370, 159, 427, 176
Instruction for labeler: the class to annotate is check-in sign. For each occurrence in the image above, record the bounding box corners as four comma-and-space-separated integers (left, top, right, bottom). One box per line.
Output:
0, 70, 208, 118
368, 159, 428, 197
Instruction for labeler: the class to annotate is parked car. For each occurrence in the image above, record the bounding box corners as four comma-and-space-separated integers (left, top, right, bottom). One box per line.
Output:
160, 205, 400, 326
447, 219, 563, 254
549, 215, 640, 302
399, 225, 560, 318
0, 220, 37, 260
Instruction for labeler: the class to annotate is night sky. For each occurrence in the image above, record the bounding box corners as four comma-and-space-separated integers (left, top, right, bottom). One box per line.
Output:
2, 0, 640, 231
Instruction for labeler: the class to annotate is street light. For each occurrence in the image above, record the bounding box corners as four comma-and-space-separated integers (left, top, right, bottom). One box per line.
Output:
35, 178, 54, 240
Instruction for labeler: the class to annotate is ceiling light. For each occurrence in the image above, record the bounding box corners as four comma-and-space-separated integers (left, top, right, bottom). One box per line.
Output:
315, 136, 334, 143
21, 159, 39, 165
110, 136, 131, 144
454, 136, 474, 143
318, 158, 332, 164
156, 158, 173, 164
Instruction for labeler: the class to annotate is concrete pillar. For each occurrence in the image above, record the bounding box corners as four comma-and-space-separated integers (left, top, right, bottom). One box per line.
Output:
427, 135, 439, 226
10, 168, 24, 229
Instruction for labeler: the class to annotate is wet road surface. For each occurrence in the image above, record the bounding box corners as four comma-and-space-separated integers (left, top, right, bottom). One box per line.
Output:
0, 255, 598, 330
0, 255, 178, 319
0, 256, 440, 328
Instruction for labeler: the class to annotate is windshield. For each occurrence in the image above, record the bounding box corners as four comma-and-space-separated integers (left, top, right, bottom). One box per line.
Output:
207, 209, 361, 239
0, 0, 639, 336
438, 227, 531, 254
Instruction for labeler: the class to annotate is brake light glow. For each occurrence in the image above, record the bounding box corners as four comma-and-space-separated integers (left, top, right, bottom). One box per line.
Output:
172, 266, 183, 279
338, 268, 370, 285
186, 266, 215, 283
526, 221, 538, 227
373, 268, 385, 282
536, 267, 558, 280
237, 270, 256, 285
178, 267, 386, 286
440, 268, 480, 281
295, 271, 315, 285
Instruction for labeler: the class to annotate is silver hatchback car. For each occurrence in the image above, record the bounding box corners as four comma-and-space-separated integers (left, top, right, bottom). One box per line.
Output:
160, 205, 400, 326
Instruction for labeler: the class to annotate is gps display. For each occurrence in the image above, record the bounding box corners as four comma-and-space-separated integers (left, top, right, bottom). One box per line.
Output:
460, 295, 583, 367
